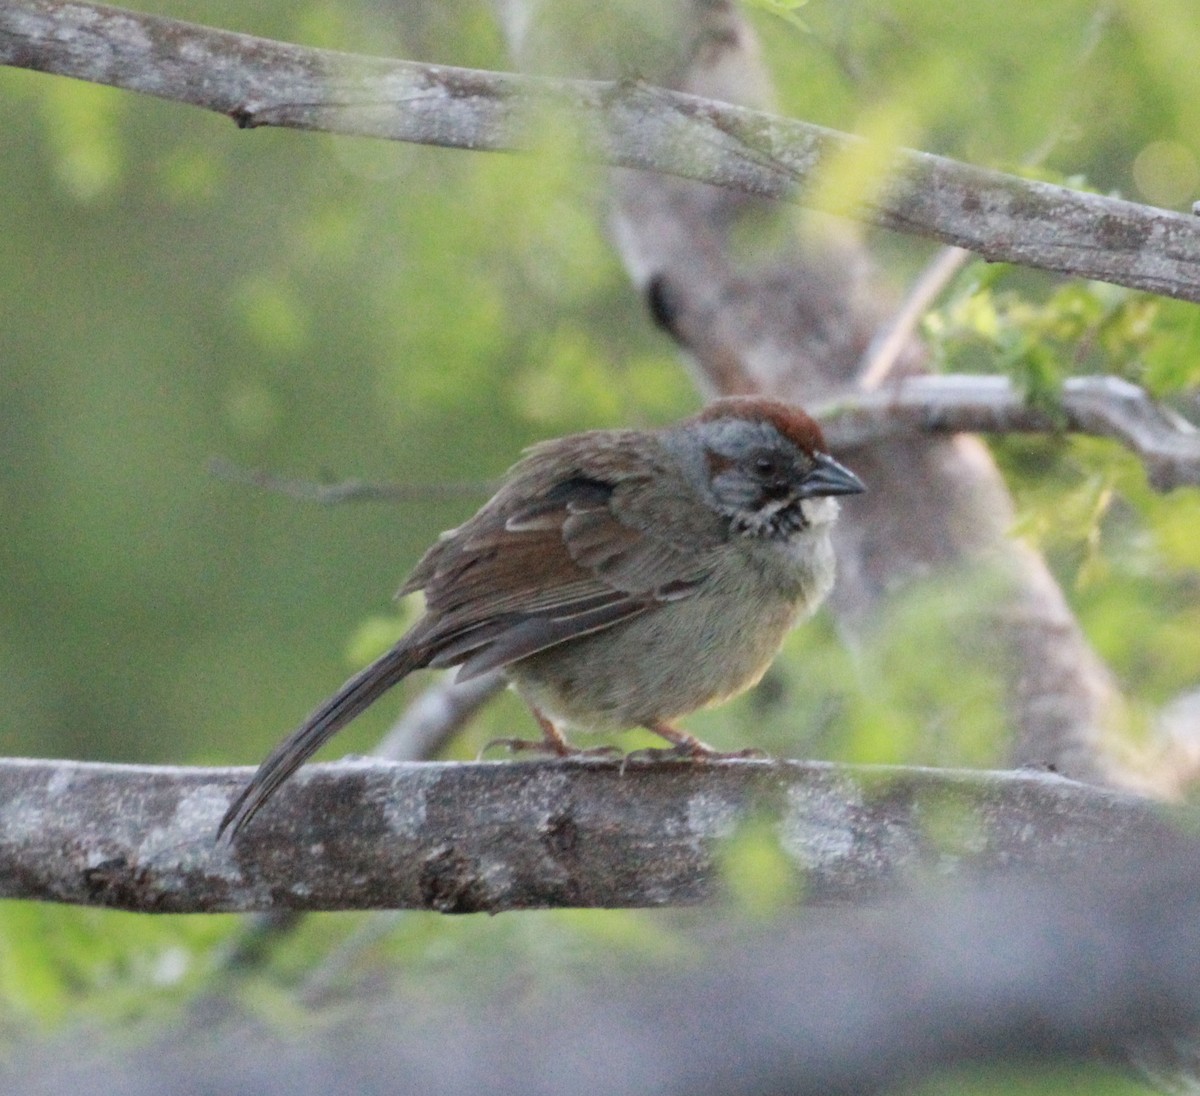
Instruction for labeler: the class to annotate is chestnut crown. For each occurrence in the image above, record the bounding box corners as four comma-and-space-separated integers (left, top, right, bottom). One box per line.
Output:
674, 398, 863, 535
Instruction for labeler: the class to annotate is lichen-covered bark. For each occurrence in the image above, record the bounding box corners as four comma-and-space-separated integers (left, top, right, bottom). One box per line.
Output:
0, 756, 1178, 913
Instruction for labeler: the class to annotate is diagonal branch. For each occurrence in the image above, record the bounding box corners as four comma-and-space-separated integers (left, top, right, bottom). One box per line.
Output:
4, 0, 1200, 301
856, 247, 973, 389
818, 374, 1200, 491
0, 755, 1183, 914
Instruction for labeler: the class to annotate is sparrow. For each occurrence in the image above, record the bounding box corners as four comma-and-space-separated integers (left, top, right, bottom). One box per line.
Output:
218, 397, 863, 839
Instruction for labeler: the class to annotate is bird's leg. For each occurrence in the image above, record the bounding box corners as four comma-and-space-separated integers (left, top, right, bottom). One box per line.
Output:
645, 721, 718, 757
630, 721, 769, 761
479, 709, 620, 759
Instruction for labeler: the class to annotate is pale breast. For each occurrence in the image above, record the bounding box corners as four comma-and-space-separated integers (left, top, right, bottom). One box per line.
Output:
509, 523, 835, 732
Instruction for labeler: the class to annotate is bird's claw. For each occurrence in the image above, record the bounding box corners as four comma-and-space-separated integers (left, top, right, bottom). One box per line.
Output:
477, 736, 622, 760
620, 743, 769, 771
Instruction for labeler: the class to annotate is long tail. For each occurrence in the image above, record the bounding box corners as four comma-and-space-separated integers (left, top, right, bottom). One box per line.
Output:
217, 643, 426, 842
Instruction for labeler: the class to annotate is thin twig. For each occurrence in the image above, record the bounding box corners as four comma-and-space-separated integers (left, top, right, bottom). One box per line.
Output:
373, 671, 505, 762
207, 457, 489, 504
818, 374, 1200, 491
210, 674, 504, 977
293, 672, 504, 997
856, 246, 971, 390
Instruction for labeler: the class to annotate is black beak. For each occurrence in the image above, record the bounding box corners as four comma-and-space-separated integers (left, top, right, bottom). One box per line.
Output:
798, 452, 865, 499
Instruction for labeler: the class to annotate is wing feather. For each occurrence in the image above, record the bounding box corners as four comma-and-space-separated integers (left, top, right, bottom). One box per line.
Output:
396, 431, 726, 676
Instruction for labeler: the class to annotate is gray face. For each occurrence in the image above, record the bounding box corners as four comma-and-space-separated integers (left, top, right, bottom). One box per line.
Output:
680, 417, 862, 539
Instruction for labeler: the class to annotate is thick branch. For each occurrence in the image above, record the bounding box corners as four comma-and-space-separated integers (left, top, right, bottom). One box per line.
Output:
818, 374, 1200, 491
0, 755, 1181, 913
4, 0, 1200, 301
206, 673, 506, 973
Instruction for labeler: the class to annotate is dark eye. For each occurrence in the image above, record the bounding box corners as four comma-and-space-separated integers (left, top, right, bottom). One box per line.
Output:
754, 454, 780, 478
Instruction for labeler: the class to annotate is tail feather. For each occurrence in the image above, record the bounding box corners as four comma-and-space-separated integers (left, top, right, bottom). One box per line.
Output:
217, 643, 424, 842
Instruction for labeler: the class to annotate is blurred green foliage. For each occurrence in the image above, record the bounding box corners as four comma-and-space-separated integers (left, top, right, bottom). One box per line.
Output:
0, 2, 1197, 1091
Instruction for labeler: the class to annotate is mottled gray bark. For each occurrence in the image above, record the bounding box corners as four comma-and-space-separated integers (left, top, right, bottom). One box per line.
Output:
818, 374, 1200, 492
0, 755, 1180, 913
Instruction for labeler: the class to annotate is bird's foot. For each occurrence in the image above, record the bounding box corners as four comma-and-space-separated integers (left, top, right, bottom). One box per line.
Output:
479, 708, 624, 760
619, 743, 768, 768
477, 736, 621, 760
623, 722, 770, 765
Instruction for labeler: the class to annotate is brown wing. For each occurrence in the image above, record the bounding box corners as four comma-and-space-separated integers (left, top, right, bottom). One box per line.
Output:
398, 430, 725, 680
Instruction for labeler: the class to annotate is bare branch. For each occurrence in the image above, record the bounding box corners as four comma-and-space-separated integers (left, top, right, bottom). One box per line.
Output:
207, 456, 489, 504
212, 372, 1200, 530
0, 755, 1183, 913
818, 374, 1200, 491
856, 246, 971, 389
4, 0, 1200, 302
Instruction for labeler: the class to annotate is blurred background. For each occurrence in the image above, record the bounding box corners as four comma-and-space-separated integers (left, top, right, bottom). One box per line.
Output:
2, 1, 1200, 1092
